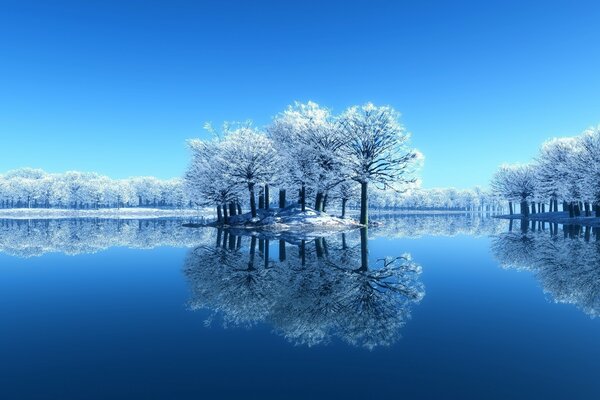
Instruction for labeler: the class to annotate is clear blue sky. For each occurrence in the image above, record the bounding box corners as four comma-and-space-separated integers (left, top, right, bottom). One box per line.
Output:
1, 0, 599, 188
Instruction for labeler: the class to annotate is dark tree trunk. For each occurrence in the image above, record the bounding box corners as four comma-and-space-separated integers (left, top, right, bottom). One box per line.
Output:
315, 192, 324, 212
216, 205, 223, 223
531, 202, 536, 214
359, 228, 368, 272
341, 198, 348, 218
584, 202, 591, 217
520, 200, 529, 217
249, 183, 257, 218
264, 184, 270, 210
264, 239, 270, 269
596, 204, 600, 218
301, 184, 306, 212
574, 202, 581, 217
248, 236, 257, 270
237, 202, 242, 215
509, 201, 513, 215
279, 189, 286, 208
322, 194, 328, 212
279, 239, 286, 262
569, 202, 575, 218
541, 203, 546, 213
258, 193, 265, 209
360, 181, 368, 225
222, 203, 229, 224
229, 202, 236, 217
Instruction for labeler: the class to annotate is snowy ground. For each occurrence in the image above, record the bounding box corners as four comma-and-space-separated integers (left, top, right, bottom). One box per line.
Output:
0, 208, 209, 220
186, 205, 362, 237
496, 211, 600, 227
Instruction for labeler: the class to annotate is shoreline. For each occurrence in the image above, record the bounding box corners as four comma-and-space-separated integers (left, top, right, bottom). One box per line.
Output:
0, 208, 208, 220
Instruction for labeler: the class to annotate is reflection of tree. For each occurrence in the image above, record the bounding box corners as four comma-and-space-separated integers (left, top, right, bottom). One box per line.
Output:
184, 228, 424, 349
0, 218, 207, 257
492, 222, 600, 317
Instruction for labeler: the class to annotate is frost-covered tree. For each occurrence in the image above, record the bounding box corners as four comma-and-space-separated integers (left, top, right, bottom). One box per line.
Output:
578, 127, 600, 216
218, 126, 279, 218
185, 138, 239, 222
268, 102, 329, 211
491, 164, 537, 216
339, 103, 419, 225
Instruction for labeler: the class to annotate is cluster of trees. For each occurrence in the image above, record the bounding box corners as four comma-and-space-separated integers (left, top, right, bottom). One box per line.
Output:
491, 126, 600, 218
0, 168, 191, 209
185, 229, 424, 349
185, 102, 420, 225
367, 187, 503, 212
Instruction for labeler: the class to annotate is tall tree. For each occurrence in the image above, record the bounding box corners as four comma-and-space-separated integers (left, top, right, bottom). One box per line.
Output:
339, 103, 419, 225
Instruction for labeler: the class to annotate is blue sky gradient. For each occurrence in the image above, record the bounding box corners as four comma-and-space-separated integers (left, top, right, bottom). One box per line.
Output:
1, 0, 599, 188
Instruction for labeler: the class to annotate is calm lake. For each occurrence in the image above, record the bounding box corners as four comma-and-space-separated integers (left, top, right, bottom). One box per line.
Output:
1, 215, 599, 399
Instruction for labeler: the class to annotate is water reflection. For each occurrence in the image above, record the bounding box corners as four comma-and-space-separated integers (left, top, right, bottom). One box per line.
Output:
492, 220, 600, 317
369, 213, 505, 238
0, 218, 206, 257
184, 229, 425, 349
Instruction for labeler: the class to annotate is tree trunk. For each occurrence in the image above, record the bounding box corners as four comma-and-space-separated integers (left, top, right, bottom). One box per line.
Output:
360, 181, 368, 225
279, 189, 286, 208
584, 202, 591, 217
258, 193, 265, 209
315, 192, 324, 212
229, 202, 236, 217
574, 202, 581, 217
301, 184, 306, 212
249, 183, 257, 218
216, 205, 223, 223
222, 203, 229, 224
509, 201, 513, 215
237, 202, 242, 215
531, 202, 536, 214
569, 202, 575, 218
520, 200, 529, 217
264, 184, 270, 210
341, 198, 347, 218
279, 239, 286, 262
322, 194, 328, 212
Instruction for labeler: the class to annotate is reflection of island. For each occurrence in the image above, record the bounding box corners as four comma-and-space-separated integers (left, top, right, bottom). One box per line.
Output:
0, 218, 207, 257
184, 229, 425, 349
492, 220, 600, 317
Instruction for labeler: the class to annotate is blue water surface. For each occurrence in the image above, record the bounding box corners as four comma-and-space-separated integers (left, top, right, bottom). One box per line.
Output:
0, 216, 598, 399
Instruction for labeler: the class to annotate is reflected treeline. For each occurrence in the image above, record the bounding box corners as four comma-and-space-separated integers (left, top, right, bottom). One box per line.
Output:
370, 213, 506, 238
184, 229, 425, 350
492, 220, 600, 317
0, 218, 208, 258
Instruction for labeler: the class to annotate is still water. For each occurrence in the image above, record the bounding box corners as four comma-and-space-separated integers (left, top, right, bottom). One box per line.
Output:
0, 216, 599, 399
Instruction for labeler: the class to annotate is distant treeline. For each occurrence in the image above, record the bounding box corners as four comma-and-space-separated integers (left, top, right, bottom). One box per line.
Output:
0, 168, 192, 209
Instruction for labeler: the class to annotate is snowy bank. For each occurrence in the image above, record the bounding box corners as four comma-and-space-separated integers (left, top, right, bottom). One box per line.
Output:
495, 212, 600, 227
186, 206, 362, 236
0, 208, 207, 220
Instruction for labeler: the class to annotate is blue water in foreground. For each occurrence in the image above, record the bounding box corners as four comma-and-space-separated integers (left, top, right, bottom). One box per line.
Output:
0, 216, 599, 399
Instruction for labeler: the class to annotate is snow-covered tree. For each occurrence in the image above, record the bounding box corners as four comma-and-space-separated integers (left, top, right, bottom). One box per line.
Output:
339, 103, 420, 225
